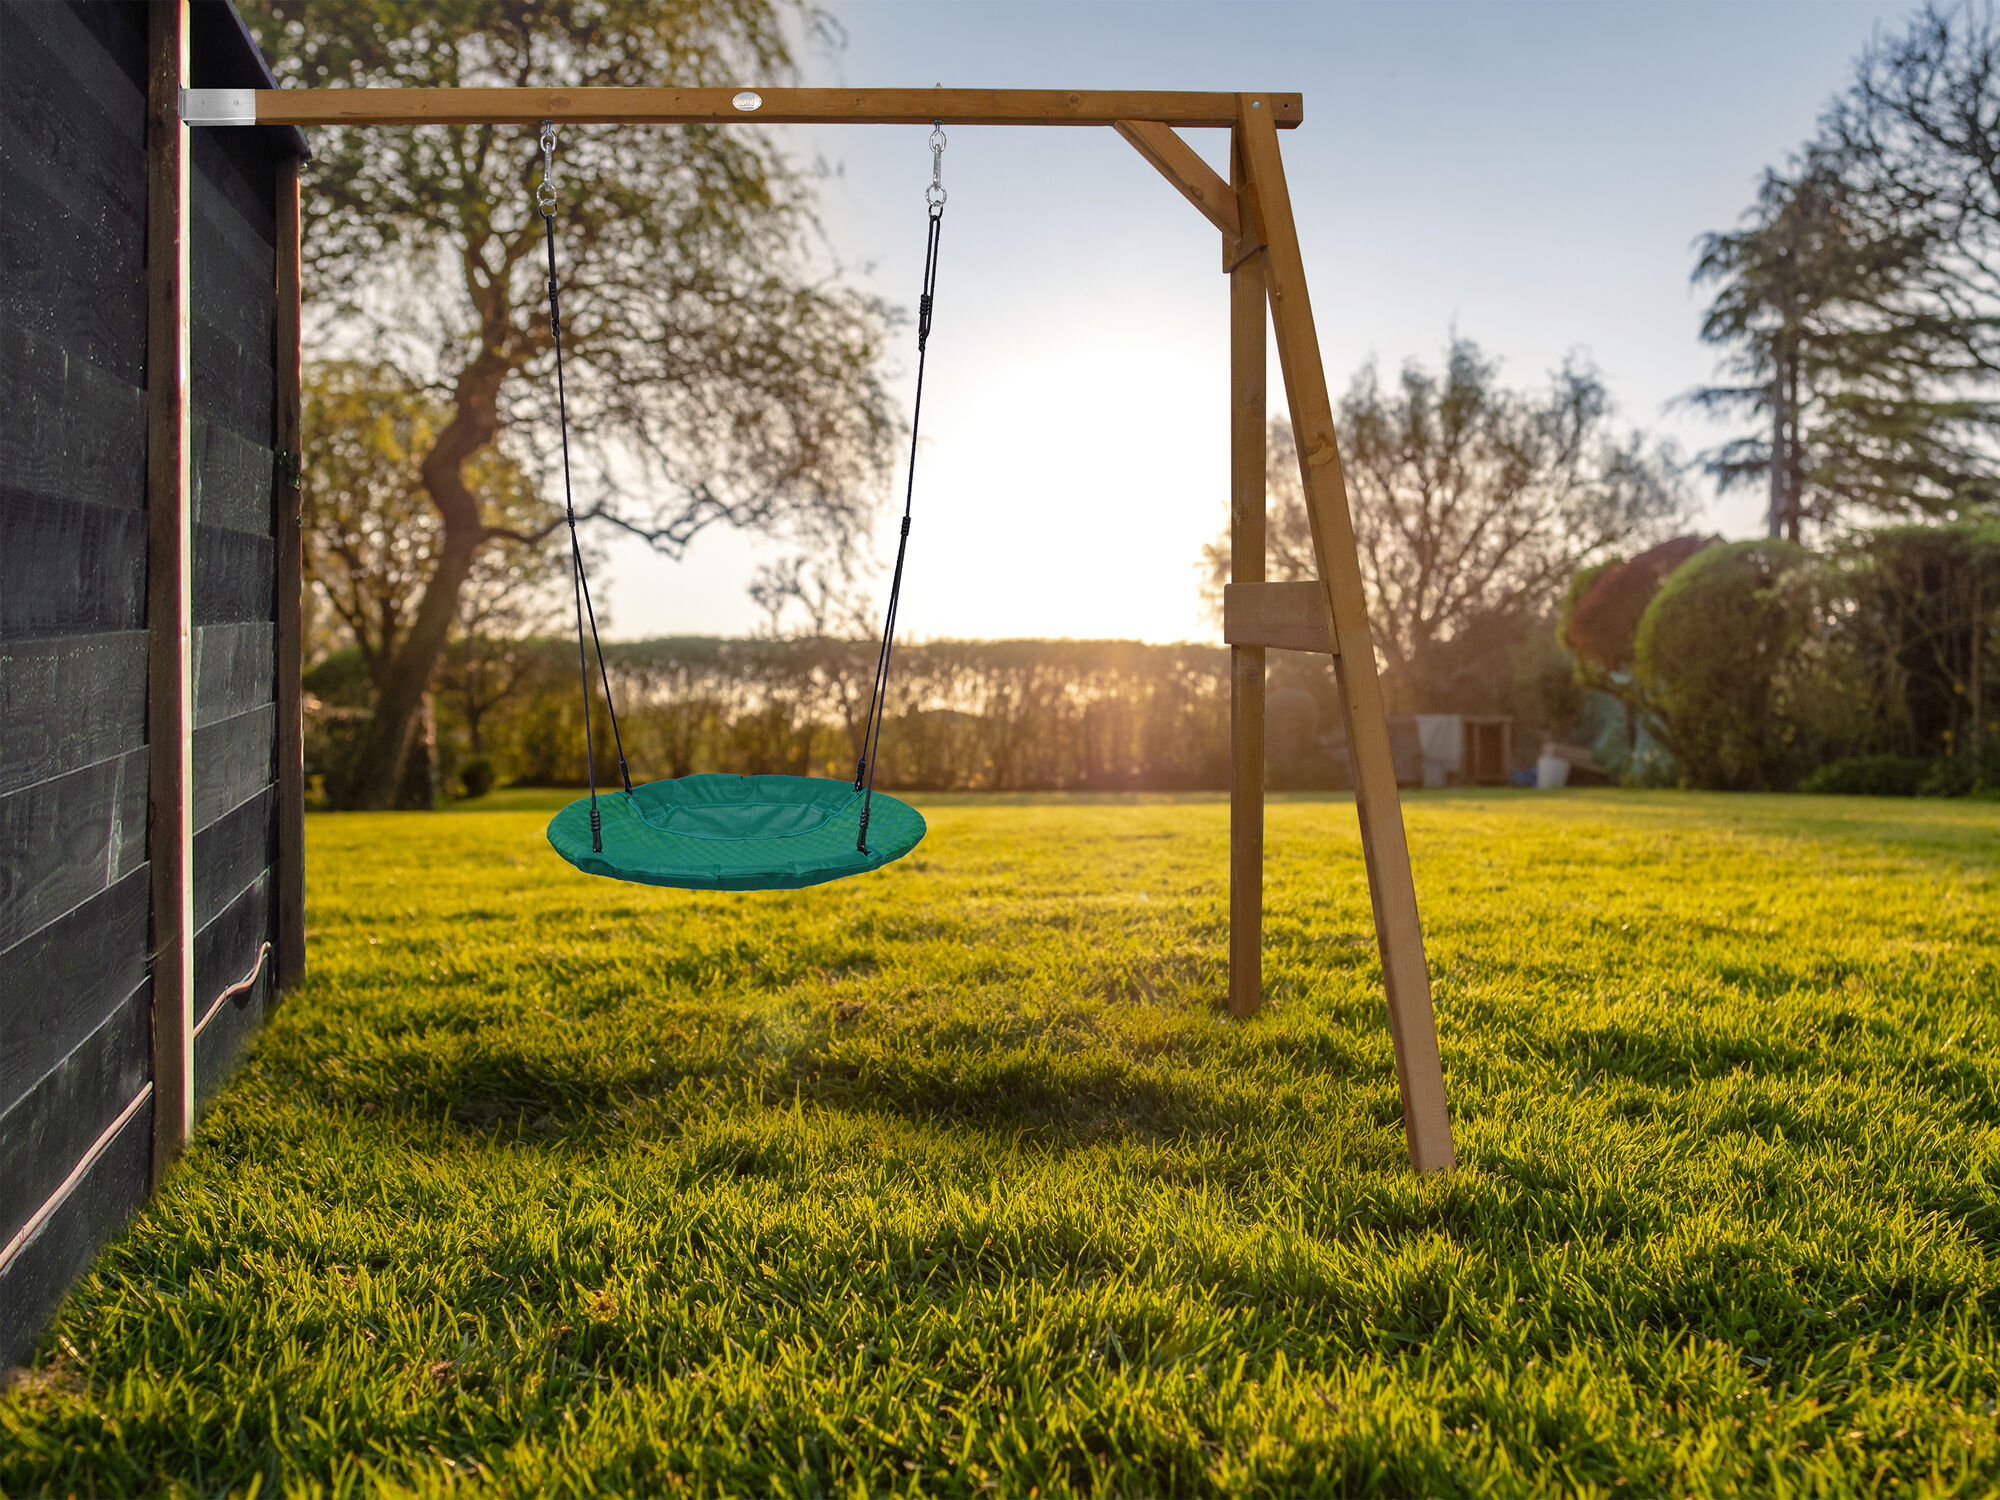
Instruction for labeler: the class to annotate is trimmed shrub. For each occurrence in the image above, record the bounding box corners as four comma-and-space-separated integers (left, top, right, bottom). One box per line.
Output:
1565, 535, 1716, 674
1635, 540, 1867, 790
459, 757, 496, 800
1799, 755, 1932, 797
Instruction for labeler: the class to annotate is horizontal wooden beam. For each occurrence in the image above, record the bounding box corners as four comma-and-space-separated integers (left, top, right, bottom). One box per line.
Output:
1223, 581, 1337, 655
236, 87, 1303, 130
1114, 120, 1239, 238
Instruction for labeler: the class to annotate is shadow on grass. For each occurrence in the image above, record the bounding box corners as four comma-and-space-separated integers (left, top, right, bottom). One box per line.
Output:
423, 1041, 1331, 1151
324, 992, 1401, 1170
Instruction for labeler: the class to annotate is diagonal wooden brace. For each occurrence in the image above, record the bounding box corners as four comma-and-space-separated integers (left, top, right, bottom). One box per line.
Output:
1115, 120, 1239, 238
1115, 119, 1266, 268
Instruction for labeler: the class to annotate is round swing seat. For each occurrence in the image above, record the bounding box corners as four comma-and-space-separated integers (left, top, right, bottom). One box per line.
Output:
547, 774, 925, 892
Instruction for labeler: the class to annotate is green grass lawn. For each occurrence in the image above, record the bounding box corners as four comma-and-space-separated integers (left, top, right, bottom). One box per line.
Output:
5, 790, 1998, 1497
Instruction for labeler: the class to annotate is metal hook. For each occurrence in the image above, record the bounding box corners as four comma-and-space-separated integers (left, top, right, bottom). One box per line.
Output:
537, 121, 558, 215
926, 120, 947, 210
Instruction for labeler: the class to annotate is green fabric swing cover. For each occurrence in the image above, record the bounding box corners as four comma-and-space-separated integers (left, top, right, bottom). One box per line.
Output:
547, 774, 925, 891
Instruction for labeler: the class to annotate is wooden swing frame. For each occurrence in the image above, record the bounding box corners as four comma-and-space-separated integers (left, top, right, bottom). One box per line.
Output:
152, 35, 1454, 1172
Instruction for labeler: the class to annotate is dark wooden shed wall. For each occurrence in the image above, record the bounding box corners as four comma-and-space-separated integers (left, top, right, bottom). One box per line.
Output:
188, 87, 282, 1106
0, 0, 293, 1368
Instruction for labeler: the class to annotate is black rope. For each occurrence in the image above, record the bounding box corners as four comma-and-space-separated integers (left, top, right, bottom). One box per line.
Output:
541, 129, 630, 854
855, 187, 945, 853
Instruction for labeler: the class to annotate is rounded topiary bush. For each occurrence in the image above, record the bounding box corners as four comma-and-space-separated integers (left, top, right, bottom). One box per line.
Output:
1634, 540, 1865, 790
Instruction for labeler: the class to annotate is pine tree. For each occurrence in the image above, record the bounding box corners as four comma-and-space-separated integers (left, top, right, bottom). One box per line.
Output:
1687, 165, 1965, 538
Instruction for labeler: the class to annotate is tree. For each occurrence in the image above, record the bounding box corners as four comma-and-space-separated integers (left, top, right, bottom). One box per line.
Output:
1841, 522, 2000, 767
1203, 339, 1685, 711
1689, 164, 1979, 537
1823, 3, 2000, 517
435, 572, 563, 769
1562, 535, 1717, 680
1828, 2, 2000, 389
244, 1, 899, 807
302, 361, 567, 799
1691, 166, 1891, 540
1690, 6, 2000, 538
747, 551, 882, 773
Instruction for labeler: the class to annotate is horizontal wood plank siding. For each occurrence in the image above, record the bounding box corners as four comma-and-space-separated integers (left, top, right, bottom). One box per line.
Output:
192, 524, 276, 625
0, 1087, 150, 1367
192, 706, 278, 833
0, 633, 149, 798
0, 148, 147, 390
192, 787, 274, 937
0, 749, 149, 955
192, 621, 276, 727
0, 0, 157, 1342
0, 0, 289, 1367
0, 981, 150, 1245
194, 419, 280, 535
192, 872, 272, 1112
0, 869, 150, 1120
0, 492, 150, 640
0, 322, 148, 515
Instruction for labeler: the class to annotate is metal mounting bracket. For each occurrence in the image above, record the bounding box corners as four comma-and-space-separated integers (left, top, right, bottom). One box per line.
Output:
180, 88, 256, 126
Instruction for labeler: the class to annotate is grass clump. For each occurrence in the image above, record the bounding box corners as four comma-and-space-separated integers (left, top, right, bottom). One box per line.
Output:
4, 789, 1998, 1496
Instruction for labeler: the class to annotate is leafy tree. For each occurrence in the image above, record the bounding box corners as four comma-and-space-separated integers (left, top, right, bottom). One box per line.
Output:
436, 609, 557, 769
1204, 339, 1685, 711
302, 362, 567, 797
1841, 521, 2000, 766
1556, 537, 1716, 782
245, 0, 898, 807
1562, 535, 1716, 679
746, 553, 881, 775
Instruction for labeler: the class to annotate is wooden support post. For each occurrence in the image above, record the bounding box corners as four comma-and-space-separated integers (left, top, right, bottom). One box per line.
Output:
1236, 95, 1454, 1172
146, 0, 194, 1184
274, 156, 307, 993
1228, 128, 1266, 1020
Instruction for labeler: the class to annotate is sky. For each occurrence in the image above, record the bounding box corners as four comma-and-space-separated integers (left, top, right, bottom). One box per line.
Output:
594, 0, 1917, 646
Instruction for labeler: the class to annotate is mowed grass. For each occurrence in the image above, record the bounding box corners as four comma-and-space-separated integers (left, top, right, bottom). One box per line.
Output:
5, 790, 1999, 1497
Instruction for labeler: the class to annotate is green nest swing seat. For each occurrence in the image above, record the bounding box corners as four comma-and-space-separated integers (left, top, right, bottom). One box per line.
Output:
533, 120, 951, 896
548, 774, 925, 892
